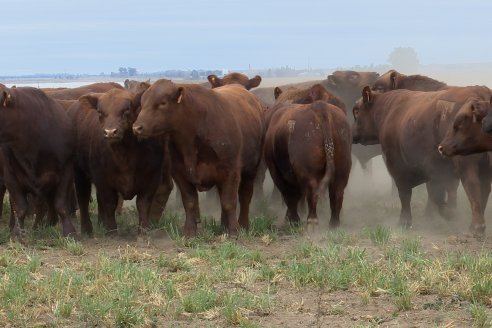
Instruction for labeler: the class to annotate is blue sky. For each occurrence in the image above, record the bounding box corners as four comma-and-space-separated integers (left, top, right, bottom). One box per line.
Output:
2, 0, 491, 75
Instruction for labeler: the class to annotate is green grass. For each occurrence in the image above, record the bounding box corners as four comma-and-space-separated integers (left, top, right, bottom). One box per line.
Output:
364, 225, 391, 245
0, 196, 491, 326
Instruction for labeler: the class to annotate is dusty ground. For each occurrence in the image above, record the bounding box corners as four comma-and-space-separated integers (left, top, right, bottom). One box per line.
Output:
1, 160, 491, 327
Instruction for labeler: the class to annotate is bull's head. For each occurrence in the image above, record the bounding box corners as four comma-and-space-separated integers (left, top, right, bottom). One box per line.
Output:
133, 79, 184, 138
208, 73, 262, 90
439, 98, 492, 156
80, 88, 146, 143
352, 86, 379, 145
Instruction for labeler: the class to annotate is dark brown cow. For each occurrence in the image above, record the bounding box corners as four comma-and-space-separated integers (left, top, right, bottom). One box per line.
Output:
132, 80, 265, 237
353, 86, 492, 236
68, 88, 172, 235
253, 71, 380, 173
264, 94, 351, 229
0, 84, 77, 239
439, 98, 492, 156
208, 72, 262, 90
372, 69, 448, 93
372, 70, 458, 214
46, 82, 123, 100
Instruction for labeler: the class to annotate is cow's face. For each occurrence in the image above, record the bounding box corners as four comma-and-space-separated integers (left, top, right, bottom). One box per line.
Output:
371, 70, 399, 92
80, 89, 142, 143
133, 79, 183, 138
439, 99, 492, 156
352, 87, 379, 145
208, 73, 262, 90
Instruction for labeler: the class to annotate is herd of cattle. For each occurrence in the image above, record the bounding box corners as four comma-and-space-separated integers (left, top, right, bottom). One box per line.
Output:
1, 68, 491, 242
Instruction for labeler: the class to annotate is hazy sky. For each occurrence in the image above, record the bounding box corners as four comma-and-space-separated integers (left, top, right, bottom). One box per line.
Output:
2, 0, 491, 75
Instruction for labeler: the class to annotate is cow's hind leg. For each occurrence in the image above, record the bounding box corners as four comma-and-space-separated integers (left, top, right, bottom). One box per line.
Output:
268, 163, 301, 224
305, 180, 320, 233
426, 181, 450, 220
396, 184, 413, 229
74, 167, 93, 236
54, 167, 77, 237
238, 174, 256, 230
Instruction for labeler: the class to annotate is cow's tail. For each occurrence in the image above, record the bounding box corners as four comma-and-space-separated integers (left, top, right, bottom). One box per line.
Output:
314, 102, 335, 197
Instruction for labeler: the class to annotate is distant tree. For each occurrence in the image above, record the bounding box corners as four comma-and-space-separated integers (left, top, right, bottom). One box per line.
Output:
118, 67, 128, 75
190, 70, 199, 80
127, 67, 137, 76
387, 47, 419, 73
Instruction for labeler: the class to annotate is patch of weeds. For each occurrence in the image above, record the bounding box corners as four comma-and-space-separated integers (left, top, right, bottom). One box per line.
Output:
27, 254, 42, 272
160, 212, 182, 240
248, 215, 275, 236
64, 237, 84, 256
326, 230, 352, 246
469, 302, 490, 328
181, 287, 218, 313
0, 228, 10, 245
390, 275, 413, 311
364, 225, 391, 245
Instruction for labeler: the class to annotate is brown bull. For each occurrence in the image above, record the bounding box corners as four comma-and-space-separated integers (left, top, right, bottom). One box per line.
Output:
372, 70, 458, 214
132, 79, 265, 237
353, 86, 492, 236
46, 82, 123, 100
264, 94, 351, 229
439, 98, 492, 156
68, 88, 172, 235
208, 72, 262, 90
0, 84, 77, 239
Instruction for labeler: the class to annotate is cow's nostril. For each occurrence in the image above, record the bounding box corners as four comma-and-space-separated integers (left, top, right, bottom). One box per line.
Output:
104, 128, 117, 137
133, 125, 143, 135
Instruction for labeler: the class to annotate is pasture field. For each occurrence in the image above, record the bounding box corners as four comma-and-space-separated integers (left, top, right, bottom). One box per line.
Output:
1, 170, 492, 328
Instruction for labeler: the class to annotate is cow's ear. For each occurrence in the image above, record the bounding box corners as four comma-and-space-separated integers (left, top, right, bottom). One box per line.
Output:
390, 71, 398, 89
274, 87, 283, 100
124, 79, 130, 89
247, 75, 262, 90
176, 87, 184, 104
207, 75, 222, 88
471, 100, 489, 123
131, 90, 145, 111
362, 86, 373, 105
79, 94, 99, 109
1, 90, 13, 107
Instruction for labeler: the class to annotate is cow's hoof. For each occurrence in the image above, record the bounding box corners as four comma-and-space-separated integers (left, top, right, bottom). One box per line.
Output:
328, 219, 340, 230
306, 218, 319, 235
398, 219, 413, 230
182, 224, 197, 238
440, 206, 455, 221
470, 223, 486, 240
12, 227, 27, 245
